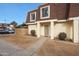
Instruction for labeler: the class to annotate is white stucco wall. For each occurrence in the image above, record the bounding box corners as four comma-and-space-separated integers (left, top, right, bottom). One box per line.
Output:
28, 24, 37, 35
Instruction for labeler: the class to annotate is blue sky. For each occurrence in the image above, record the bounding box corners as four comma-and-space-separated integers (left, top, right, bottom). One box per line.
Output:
0, 3, 42, 25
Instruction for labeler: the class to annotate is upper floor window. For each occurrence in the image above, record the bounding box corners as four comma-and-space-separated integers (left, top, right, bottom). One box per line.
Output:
42, 7, 48, 17
30, 12, 36, 21
40, 5, 50, 19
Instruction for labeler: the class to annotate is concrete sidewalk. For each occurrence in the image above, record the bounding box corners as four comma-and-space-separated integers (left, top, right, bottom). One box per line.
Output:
25, 37, 47, 56
0, 37, 47, 56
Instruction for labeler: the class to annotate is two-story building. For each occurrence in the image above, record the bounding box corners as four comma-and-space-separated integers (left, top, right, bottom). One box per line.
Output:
26, 3, 79, 43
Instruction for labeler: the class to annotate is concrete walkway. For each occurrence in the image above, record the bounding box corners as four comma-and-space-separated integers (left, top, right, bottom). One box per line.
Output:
0, 37, 47, 56
25, 37, 47, 56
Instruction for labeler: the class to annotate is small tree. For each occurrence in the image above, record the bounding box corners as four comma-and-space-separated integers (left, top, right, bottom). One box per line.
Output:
10, 21, 17, 27
16, 23, 27, 28
21, 23, 26, 26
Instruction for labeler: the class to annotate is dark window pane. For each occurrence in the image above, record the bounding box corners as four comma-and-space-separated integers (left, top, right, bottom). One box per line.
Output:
42, 7, 48, 17
31, 14, 35, 20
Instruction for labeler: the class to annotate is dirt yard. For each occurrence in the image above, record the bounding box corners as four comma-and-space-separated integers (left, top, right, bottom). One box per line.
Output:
0, 28, 37, 48
0, 28, 79, 56
36, 39, 79, 56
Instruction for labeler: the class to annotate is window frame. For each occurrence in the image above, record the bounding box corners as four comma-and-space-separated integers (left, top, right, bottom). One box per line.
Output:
30, 12, 36, 21
40, 5, 50, 19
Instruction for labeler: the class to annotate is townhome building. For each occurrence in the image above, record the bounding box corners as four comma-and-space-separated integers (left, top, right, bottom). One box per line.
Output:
26, 3, 79, 43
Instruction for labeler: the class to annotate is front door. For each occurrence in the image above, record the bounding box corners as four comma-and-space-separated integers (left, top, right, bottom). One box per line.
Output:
45, 25, 49, 37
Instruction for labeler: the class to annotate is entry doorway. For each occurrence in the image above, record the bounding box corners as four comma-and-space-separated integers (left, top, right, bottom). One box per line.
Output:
44, 25, 49, 37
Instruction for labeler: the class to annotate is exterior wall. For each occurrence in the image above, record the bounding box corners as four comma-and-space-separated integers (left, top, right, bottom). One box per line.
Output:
51, 3, 68, 20
26, 3, 79, 23
48, 25, 50, 37
26, 3, 79, 43
73, 18, 79, 43
28, 24, 37, 35
66, 21, 73, 40
27, 19, 75, 43
54, 22, 67, 38
69, 17, 79, 43
26, 10, 37, 23
40, 23, 50, 36
54, 21, 73, 40
69, 4, 79, 18
36, 20, 55, 39
26, 12, 30, 23
26, 3, 70, 23
36, 19, 73, 40
40, 25, 44, 36
37, 3, 68, 21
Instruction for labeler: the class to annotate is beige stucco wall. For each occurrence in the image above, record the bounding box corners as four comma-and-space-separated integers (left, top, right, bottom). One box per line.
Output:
66, 21, 73, 40
28, 24, 37, 35
28, 20, 73, 41
27, 18, 79, 43
54, 22, 67, 37
69, 17, 79, 43
39, 21, 54, 39
36, 20, 73, 40
54, 21, 73, 40
40, 25, 44, 36
73, 19, 79, 43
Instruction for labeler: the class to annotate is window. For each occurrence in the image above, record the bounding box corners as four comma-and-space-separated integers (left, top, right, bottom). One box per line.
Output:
30, 12, 36, 21
42, 7, 48, 17
31, 13, 35, 20
40, 5, 50, 19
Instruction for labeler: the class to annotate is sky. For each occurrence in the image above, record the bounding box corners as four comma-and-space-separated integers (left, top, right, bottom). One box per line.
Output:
0, 3, 42, 25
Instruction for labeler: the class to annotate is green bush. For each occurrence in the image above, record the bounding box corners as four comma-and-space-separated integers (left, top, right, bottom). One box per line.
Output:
31, 30, 36, 36
58, 32, 67, 40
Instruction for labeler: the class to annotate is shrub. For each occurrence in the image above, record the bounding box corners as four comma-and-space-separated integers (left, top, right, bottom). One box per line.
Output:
31, 30, 36, 36
58, 32, 67, 40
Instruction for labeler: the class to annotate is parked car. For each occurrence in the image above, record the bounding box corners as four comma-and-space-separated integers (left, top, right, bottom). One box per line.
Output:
0, 28, 15, 34
7, 29, 15, 34
0, 29, 8, 34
